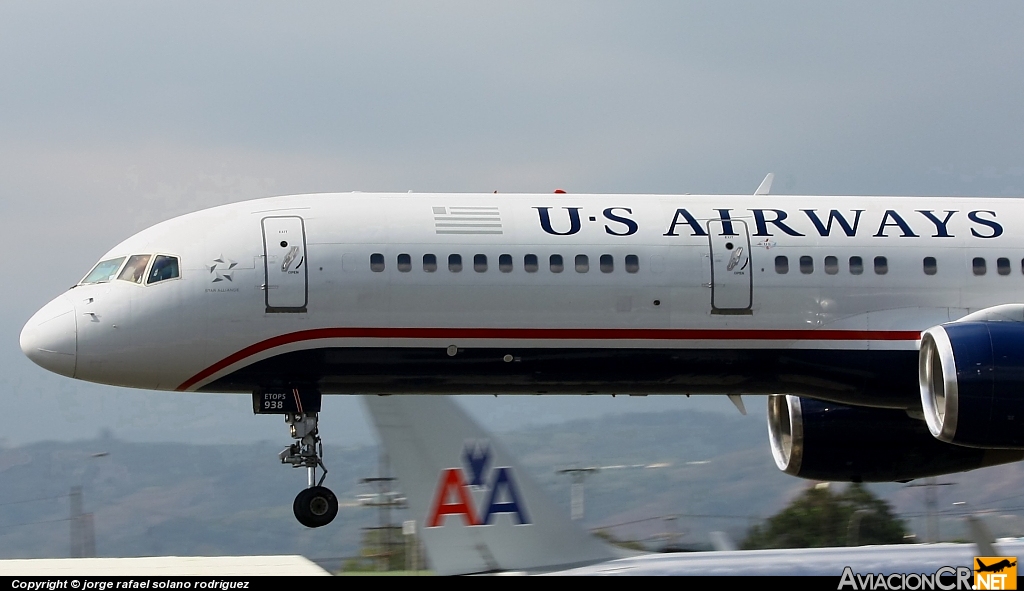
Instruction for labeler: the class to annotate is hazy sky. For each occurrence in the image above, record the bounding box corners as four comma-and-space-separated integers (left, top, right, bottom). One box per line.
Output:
3, 2, 1024, 445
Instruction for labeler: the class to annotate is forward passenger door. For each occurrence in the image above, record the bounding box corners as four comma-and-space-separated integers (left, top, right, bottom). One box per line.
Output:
262, 216, 308, 313
706, 219, 753, 315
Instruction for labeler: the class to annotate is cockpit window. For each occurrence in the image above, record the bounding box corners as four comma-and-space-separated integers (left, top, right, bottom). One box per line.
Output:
117, 254, 152, 284
81, 257, 125, 284
148, 255, 180, 284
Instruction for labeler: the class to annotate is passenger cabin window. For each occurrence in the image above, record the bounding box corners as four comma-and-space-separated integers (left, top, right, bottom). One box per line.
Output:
575, 255, 589, 273
824, 256, 838, 275
423, 254, 437, 272
147, 255, 180, 284
775, 256, 789, 274
474, 254, 487, 272
997, 257, 1010, 276
923, 257, 937, 276
973, 257, 986, 276
499, 254, 513, 273
370, 253, 385, 272
524, 254, 538, 273
449, 254, 462, 272
625, 254, 640, 273
550, 254, 564, 273
849, 256, 864, 275
874, 256, 888, 275
799, 256, 813, 274
397, 253, 412, 272
118, 254, 152, 284
81, 257, 126, 284
600, 254, 613, 273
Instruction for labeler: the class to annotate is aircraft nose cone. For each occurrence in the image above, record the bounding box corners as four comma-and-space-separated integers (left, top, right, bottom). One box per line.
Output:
20, 294, 77, 378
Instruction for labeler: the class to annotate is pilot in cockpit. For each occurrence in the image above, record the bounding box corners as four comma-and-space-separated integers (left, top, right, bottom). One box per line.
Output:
117, 254, 152, 284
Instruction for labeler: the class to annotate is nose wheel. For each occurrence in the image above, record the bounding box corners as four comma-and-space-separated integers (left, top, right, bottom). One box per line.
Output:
294, 485, 339, 528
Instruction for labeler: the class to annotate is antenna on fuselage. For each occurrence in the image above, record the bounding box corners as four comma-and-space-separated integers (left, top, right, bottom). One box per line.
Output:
754, 173, 775, 195
727, 394, 747, 415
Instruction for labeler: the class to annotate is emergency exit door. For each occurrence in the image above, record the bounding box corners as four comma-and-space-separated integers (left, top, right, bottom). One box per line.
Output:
706, 219, 752, 315
262, 216, 308, 312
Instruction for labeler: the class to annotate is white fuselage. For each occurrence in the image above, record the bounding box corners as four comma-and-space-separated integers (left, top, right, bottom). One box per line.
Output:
19, 192, 1023, 407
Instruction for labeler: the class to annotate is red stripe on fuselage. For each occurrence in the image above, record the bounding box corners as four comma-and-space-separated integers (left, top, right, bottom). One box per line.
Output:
175, 327, 921, 391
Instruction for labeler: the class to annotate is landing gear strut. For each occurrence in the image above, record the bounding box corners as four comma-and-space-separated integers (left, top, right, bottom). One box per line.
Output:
253, 389, 338, 528
279, 412, 338, 528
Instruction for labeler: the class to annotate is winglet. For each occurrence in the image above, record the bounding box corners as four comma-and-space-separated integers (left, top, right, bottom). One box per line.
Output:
754, 173, 775, 195
361, 395, 619, 575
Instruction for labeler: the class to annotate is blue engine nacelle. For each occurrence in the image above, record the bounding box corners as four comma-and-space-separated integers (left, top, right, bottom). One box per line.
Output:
767, 395, 1021, 482
920, 320, 1024, 448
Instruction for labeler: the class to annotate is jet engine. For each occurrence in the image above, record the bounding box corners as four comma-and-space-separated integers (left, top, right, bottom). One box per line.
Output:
920, 316, 1024, 449
767, 394, 1021, 482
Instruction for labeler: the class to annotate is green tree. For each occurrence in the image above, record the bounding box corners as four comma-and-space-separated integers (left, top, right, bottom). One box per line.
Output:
741, 483, 907, 549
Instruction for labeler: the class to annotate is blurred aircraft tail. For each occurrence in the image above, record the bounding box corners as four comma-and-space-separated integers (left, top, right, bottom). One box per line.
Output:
361, 395, 619, 575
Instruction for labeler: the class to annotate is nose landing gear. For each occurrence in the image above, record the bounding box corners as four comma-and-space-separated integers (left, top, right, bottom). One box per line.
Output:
254, 389, 339, 528
279, 412, 338, 528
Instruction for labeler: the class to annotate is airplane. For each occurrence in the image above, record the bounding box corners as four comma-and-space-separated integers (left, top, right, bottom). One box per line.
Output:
362, 393, 1024, 575
19, 177, 1024, 527
976, 558, 1016, 573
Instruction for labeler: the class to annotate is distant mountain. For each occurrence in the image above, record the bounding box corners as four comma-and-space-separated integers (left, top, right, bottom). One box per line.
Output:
0, 407, 1019, 564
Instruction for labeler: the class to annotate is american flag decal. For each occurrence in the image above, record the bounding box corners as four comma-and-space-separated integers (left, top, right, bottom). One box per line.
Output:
432, 206, 503, 235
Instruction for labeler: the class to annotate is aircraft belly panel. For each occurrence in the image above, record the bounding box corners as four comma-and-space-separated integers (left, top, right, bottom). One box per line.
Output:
198, 346, 919, 407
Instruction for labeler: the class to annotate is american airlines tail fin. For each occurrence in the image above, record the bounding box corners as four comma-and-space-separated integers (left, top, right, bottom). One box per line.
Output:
361, 395, 619, 575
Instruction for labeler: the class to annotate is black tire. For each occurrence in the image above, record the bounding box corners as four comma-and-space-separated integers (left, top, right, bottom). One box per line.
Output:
293, 486, 339, 528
